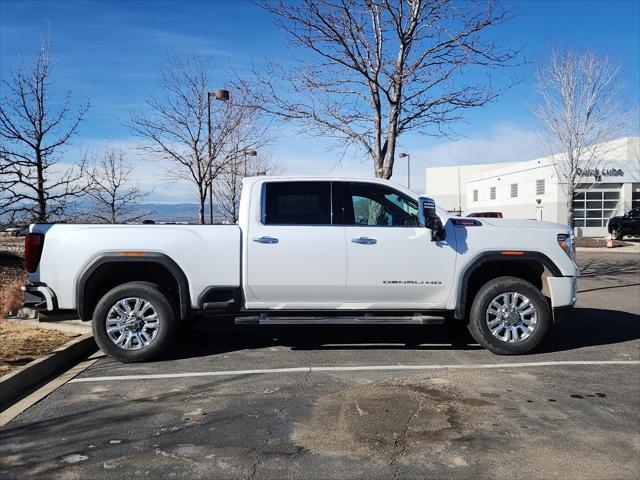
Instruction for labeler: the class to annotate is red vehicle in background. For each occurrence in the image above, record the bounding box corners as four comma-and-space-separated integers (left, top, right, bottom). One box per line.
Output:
467, 212, 504, 218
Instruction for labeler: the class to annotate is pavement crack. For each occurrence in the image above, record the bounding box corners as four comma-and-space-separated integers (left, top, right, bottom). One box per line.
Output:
248, 367, 310, 479
389, 393, 425, 478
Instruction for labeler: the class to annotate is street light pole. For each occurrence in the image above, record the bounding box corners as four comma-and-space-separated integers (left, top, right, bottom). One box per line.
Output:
207, 89, 229, 224
242, 149, 257, 177
399, 152, 410, 189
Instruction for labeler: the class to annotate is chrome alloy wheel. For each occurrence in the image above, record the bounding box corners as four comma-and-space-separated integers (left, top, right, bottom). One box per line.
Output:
105, 297, 160, 350
485, 292, 537, 343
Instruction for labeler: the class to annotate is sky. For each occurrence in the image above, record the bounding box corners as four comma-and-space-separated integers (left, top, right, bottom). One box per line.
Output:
1, 0, 639, 202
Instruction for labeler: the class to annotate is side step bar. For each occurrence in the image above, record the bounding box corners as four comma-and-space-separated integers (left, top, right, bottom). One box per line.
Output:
235, 314, 445, 326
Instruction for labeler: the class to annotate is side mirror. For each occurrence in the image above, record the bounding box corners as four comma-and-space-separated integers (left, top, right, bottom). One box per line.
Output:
418, 197, 446, 241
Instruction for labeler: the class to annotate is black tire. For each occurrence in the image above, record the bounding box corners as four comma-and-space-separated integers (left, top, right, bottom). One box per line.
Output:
467, 276, 551, 355
92, 281, 178, 363
611, 227, 623, 240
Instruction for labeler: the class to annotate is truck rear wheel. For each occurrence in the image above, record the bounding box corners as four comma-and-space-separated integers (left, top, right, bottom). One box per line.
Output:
92, 281, 177, 362
467, 276, 550, 355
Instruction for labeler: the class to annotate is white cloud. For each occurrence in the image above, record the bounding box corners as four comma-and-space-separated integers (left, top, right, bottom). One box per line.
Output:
404, 124, 544, 193
49, 124, 544, 202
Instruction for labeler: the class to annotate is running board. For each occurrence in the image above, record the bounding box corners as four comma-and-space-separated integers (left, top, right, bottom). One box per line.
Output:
235, 314, 445, 326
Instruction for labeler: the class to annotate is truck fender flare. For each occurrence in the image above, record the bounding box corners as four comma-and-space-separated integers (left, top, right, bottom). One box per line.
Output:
75, 252, 190, 321
454, 251, 562, 320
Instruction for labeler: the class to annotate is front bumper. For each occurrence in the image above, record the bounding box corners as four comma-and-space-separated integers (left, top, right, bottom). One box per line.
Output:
22, 283, 56, 311
546, 276, 577, 322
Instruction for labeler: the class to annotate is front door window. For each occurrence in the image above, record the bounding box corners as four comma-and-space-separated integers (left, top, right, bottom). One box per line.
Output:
348, 183, 419, 226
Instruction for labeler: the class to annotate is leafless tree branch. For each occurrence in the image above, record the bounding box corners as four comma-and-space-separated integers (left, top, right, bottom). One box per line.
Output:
253, 0, 522, 179
85, 142, 150, 223
0, 32, 90, 222
128, 54, 276, 223
532, 47, 636, 227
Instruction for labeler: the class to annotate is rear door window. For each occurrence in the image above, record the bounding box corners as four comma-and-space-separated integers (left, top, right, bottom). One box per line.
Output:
263, 182, 332, 225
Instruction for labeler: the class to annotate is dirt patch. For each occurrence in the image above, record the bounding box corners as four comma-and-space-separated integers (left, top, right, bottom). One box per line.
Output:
575, 237, 632, 248
291, 378, 499, 464
0, 320, 74, 376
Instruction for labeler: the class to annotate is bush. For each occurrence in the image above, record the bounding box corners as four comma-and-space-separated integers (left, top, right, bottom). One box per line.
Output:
0, 277, 24, 318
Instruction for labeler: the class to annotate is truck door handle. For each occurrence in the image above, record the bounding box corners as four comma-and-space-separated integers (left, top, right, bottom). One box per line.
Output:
351, 236, 377, 245
253, 236, 279, 244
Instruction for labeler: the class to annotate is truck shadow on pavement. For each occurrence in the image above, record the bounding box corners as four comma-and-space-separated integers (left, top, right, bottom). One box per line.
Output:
539, 308, 640, 353
167, 321, 482, 361
166, 307, 640, 361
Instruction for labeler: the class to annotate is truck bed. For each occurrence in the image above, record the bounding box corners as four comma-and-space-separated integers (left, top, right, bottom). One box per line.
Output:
30, 224, 241, 310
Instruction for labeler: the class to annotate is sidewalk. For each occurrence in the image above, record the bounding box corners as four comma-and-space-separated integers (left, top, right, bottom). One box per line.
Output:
576, 244, 640, 255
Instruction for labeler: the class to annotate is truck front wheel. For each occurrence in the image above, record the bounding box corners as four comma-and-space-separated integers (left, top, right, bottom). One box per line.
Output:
92, 281, 178, 362
610, 226, 623, 240
467, 276, 551, 355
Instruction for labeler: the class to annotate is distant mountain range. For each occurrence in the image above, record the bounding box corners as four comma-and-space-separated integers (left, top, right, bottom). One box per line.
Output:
0, 202, 228, 224
132, 203, 226, 223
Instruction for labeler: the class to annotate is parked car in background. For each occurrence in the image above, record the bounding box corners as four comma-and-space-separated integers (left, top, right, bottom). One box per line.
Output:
3, 227, 25, 236
608, 208, 640, 240
467, 212, 503, 218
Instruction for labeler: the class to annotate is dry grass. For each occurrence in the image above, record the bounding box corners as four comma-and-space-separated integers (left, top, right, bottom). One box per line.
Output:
0, 234, 25, 317
0, 321, 72, 376
0, 235, 72, 376
0, 278, 24, 318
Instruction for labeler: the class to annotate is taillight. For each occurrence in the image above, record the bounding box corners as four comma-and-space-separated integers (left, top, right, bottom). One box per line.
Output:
24, 233, 45, 273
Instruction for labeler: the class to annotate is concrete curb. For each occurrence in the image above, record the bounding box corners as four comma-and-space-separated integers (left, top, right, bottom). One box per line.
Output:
576, 246, 640, 254
0, 333, 97, 412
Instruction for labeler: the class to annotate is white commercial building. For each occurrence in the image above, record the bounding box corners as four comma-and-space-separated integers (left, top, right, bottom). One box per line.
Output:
425, 137, 640, 237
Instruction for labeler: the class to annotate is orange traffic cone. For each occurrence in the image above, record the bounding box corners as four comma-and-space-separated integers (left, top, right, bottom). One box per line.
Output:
606, 234, 614, 248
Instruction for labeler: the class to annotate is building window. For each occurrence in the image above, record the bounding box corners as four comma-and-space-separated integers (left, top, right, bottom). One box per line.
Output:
511, 183, 518, 198
536, 179, 545, 195
633, 185, 640, 210
473, 190, 478, 202
572, 189, 620, 228
490, 187, 496, 200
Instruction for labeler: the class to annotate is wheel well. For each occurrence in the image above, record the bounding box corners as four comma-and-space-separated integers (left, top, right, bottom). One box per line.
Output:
79, 261, 184, 321
457, 260, 552, 320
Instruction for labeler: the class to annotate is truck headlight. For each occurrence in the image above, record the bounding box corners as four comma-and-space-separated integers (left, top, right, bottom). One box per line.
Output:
557, 233, 575, 260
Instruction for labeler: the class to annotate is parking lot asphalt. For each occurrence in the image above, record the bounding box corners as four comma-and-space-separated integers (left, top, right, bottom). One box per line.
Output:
1, 251, 639, 479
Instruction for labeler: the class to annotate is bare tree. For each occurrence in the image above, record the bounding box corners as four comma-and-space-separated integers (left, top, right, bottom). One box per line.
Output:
86, 143, 149, 223
215, 151, 284, 223
0, 34, 89, 222
129, 55, 271, 224
254, 0, 521, 179
533, 48, 634, 227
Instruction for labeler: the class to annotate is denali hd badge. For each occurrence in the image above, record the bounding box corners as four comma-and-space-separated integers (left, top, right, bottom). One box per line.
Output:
383, 280, 442, 285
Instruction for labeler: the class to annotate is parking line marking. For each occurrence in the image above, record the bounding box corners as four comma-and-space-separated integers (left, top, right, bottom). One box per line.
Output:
69, 360, 640, 383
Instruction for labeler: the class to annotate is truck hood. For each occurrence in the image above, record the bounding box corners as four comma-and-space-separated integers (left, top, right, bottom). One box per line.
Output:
476, 218, 571, 232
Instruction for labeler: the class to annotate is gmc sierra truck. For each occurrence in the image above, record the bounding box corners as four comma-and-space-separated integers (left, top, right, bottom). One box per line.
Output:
22, 177, 578, 362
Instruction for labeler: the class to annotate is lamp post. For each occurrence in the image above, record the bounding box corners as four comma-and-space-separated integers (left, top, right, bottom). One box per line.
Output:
399, 152, 410, 189
242, 149, 257, 177
207, 89, 229, 224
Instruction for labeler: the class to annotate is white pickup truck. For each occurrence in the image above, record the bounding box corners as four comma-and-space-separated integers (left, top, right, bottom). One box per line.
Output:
23, 177, 578, 362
